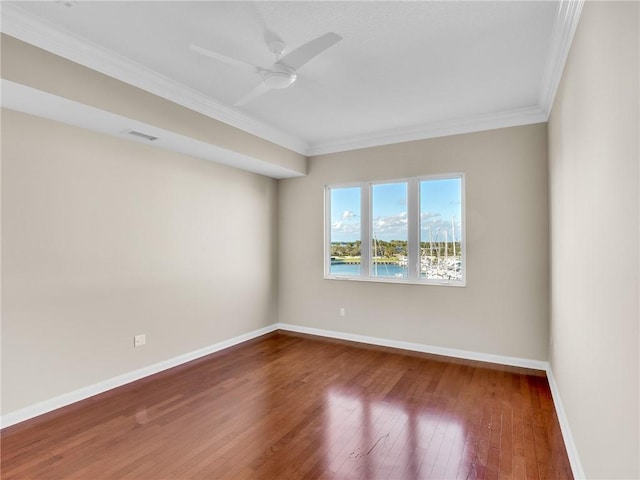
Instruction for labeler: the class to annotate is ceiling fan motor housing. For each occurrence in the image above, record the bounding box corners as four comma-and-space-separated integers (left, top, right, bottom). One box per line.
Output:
190, 32, 342, 103
263, 65, 297, 89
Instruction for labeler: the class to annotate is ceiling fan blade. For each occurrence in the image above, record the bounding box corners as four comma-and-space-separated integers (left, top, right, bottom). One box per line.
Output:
189, 43, 262, 75
234, 82, 271, 106
276, 32, 342, 71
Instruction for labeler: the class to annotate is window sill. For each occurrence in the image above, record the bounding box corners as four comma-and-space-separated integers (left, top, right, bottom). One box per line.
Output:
324, 275, 466, 287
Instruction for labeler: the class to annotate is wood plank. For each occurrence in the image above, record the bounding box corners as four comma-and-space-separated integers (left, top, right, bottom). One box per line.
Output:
1, 332, 573, 480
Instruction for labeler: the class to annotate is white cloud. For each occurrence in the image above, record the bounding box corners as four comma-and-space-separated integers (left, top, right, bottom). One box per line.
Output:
421, 212, 441, 222
421, 212, 461, 241
333, 211, 461, 242
373, 212, 408, 237
331, 221, 360, 236
341, 210, 356, 220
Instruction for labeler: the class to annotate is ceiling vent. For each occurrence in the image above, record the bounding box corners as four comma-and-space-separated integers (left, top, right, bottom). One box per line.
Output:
127, 130, 158, 141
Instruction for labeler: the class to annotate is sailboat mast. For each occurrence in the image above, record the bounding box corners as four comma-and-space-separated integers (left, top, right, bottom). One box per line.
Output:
451, 217, 456, 257
429, 226, 433, 259
444, 230, 448, 259
373, 233, 378, 276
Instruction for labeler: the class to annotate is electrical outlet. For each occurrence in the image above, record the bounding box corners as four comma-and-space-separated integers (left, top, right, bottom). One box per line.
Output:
134, 334, 146, 348
339, 308, 346, 317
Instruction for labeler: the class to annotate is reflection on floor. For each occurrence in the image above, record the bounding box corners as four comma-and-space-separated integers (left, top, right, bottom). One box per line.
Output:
1, 331, 573, 479
326, 389, 466, 478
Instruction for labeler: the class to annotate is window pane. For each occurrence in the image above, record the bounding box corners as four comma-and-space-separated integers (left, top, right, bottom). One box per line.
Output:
371, 182, 408, 278
329, 187, 361, 276
420, 178, 462, 281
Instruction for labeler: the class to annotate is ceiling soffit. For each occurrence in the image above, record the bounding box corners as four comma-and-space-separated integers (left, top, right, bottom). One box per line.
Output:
0, 1, 583, 156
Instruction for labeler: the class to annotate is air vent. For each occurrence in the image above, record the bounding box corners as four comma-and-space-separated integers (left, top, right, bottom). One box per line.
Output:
127, 130, 158, 141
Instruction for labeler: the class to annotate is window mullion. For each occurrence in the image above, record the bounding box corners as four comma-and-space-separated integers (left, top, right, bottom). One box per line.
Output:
407, 179, 420, 281
360, 184, 371, 278
324, 187, 331, 277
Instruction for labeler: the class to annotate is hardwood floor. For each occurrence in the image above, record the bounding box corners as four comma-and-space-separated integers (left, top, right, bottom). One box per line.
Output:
1, 332, 573, 479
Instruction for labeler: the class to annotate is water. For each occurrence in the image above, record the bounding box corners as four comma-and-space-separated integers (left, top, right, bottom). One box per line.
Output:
330, 263, 408, 278
330, 261, 463, 281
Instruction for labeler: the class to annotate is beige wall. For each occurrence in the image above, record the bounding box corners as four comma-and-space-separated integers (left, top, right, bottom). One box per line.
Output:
279, 124, 550, 361
4, 8, 638, 478
548, 2, 639, 479
1, 109, 279, 414
1, 34, 307, 176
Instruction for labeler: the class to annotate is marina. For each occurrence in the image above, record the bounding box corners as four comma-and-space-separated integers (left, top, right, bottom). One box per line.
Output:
330, 254, 463, 280
330, 217, 463, 281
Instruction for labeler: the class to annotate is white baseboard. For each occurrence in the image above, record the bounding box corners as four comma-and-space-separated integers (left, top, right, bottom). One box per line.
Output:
276, 323, 549, 371
1, 321, 584, 480
0, 324, 279, 429
545, 367, 586, 479
1, 322, 547, 429
277, 323, 585, 480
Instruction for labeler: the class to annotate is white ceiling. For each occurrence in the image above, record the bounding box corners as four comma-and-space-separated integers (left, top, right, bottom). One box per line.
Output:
2, 1, 582, 156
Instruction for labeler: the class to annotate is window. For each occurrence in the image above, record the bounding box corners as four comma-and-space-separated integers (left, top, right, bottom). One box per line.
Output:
372, 182, 407, 279
325, 174, 465, 286
328, 186, 361, 277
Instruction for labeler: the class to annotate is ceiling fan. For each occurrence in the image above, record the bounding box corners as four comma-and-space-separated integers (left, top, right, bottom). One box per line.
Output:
189, 32, 342, 106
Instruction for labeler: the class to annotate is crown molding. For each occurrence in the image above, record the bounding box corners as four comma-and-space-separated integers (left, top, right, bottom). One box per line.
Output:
306, 106, 548, 156
1, 80, 305, 179
308, 0, 583, 157
538, 0, 585, 117
0, 3, 310, 155
1, 2, 582, 157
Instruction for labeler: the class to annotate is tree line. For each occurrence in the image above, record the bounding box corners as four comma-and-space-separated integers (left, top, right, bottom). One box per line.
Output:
331, 240, 461, 258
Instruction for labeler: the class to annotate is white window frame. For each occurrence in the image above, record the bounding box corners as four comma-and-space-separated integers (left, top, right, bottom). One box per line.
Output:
324, 173, 466, 287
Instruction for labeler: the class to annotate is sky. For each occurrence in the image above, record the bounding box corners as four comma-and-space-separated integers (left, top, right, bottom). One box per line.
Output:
330, 178, 462, 243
